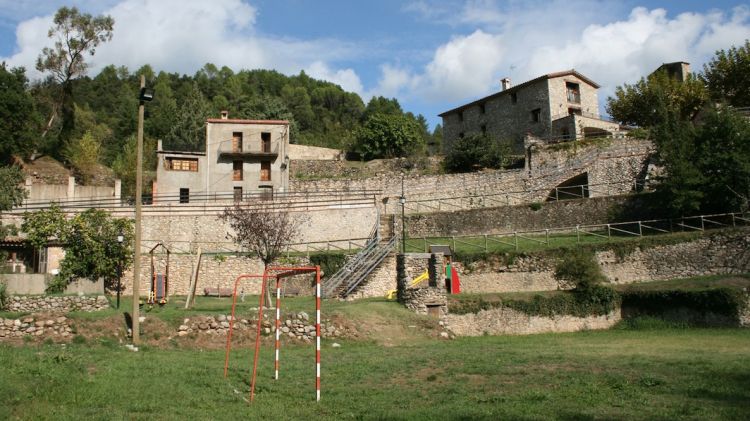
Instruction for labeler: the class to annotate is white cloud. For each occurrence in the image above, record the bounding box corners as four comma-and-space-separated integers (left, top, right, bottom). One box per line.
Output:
305, 61, 364, 95
387, 3, 750, 107
2, 0, 361, 88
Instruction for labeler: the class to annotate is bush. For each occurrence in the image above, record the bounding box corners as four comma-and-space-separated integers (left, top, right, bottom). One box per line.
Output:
444, 134, 511, 173
554, 249, 607, 292
0, 280, 7, 310
308, 252, 347, 279
621, 288, 746, 320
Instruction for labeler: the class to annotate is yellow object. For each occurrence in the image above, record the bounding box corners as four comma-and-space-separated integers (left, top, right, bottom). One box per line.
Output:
385, 270, 429, 299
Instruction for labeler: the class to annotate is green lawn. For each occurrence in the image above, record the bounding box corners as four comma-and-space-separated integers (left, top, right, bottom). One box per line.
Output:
1, 327, 749, 420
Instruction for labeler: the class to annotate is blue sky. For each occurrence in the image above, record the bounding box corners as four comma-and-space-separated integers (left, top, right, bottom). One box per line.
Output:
1, 0, 749, 129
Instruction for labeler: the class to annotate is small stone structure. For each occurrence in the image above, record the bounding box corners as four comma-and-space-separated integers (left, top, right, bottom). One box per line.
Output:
3, 295, 109, 313
397, 253, 447, 317
176, 312, 352, 340
0, 315, 73, 339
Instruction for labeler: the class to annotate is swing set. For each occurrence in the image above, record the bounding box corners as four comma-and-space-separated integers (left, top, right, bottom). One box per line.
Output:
223, 265, 322, 403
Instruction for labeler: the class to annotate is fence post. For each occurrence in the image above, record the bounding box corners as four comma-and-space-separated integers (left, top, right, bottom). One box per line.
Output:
638, 221, 642, 236
576, 225, 580, 244
580, 185, 584, 198
607, 224, 611, 239
731, 213, 736, 228
514, 232, 518, 251
545, 229, 550, 247
452, 236, 456, 252
484, 234, 488, 252
700, 216, 705, 231
555, 188, 559, 202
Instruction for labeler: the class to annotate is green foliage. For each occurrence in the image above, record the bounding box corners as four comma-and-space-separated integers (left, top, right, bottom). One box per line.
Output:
606, 70, 708, 128
353, 113, 425, 160
622, 288, 747, 323
450, 290, 620, 317
163, 82, 211, 151
554, 249, 607, 291
111, 134, 157, 198
0, 65, 41, 162
21, 206, 133, 292
36, 6, 114, 143
308, 252, 347, 279
0, 165, 28, 212
702, 40, 750, 107
529, 202, 543, 211
443, 134, 511, 172
0, 281, 7, 310
63, 131, 101, 184
653, 107, 750, 215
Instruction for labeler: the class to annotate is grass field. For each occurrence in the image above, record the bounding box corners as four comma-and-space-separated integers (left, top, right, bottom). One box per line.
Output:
1, 319, 749, 420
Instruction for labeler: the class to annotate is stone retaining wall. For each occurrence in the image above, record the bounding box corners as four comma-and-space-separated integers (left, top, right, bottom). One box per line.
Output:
398, 253, 447, 316
442, 307, 622, 336
0, 315, 73, 340
460, 230, 750, 293
3, 295, 109, 313
176, 311, 352, 340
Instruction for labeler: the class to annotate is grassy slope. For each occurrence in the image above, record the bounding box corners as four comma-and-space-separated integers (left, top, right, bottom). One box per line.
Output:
1, 328, 749, 420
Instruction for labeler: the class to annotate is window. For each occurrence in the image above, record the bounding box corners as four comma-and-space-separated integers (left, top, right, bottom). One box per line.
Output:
232, 132, 243, 153
510, 92, 518, 104
261, 132, 271, 153
233, 160, 243, 181
568, 107, 582, 116
531, 108, 541, 123
260, 186, 273, 201
260, 161, 271, 181
167, 158, 198, 172
566, 82, 581, 104
479, 103, 485, 114
179, 188, 189, 204
233, 186, 242, 202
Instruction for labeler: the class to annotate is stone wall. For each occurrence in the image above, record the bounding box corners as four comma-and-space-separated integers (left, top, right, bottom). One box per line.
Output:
405, 195, 635, 237
3, 295, 109, 313
459, 230, 750, 294
398, 253, 447, 316
287, 144, 343, 160
443, 307, 621, 336
346, 254, 397, 300
0, 315, 73, 340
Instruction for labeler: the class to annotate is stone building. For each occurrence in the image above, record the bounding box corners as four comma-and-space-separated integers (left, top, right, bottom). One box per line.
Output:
439, 70, 622, 153
154, 111, 290, 202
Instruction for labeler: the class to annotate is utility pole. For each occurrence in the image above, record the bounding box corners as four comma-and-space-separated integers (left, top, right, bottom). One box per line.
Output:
132, 75, 145, 344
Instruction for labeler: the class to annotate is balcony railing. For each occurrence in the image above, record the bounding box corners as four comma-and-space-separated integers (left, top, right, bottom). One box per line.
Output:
567, 91, 581, 104
219, 142, 279, 159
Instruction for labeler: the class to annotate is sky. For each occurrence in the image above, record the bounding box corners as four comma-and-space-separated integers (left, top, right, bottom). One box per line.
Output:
1, 0, 749, 130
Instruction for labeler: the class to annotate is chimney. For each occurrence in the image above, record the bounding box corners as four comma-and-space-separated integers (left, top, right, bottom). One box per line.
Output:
220, 110, 229, 120
501, 78, 512, 91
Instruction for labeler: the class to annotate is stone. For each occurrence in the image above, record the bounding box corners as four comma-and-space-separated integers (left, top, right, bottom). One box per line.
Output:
217, 315, 227, 322
298, 311, 309, 321
332, 343, 341, 348
440, 332, 449, 339
178, 325, 189, 331
178, 331, 188, 337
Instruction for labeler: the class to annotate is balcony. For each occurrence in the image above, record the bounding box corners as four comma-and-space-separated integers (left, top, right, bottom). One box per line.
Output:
566, 91, 581, 104
218, 142, 279, 159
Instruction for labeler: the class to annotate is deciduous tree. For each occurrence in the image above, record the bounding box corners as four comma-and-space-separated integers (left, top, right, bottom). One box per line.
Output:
353, 113, 424, 160
702, 40, 750, 107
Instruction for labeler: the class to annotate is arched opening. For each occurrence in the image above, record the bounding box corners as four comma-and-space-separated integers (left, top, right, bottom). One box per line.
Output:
547, 172, 589, 201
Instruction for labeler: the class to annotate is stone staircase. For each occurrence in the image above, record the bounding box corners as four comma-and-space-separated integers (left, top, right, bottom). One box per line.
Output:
321, 215, 398, 299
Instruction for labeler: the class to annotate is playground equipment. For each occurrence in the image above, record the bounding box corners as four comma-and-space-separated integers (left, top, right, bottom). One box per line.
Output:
386, 270, 428, 300
224, 266, 322, 403
148, 243, 170, 305
430, 245, 461, 294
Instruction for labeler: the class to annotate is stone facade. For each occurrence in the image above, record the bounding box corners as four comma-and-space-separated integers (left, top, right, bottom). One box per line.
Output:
154, 112, 290, 202
2, 295, 109, 313
443, 307, 621, 336
440, 70, 615, 153
459, 230, 750, 294
397, 253, 448, 316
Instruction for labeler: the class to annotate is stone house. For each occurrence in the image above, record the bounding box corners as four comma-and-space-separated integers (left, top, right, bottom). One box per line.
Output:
154, 111, 290, 203
439, 70, 622, 153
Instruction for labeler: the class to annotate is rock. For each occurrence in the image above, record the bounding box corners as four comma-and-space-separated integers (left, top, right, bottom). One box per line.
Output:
264, 328, 271, 335
178, 331, 188, 337
178, 325, 189, 331
332, 343, 341, 348
440, 332, 449, 339
220, 321, 230, 328
198, 323, 209, 330
56, 317, 67, 324
138, 316, 146, 323
217, 314, 227, 322
22, 317, 34, 324
298, 312, 309, 321
281, 326, 290, 333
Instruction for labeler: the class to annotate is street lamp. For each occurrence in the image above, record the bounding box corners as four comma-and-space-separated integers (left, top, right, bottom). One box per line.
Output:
116, 231, 124, 309
132, 75, 154, 344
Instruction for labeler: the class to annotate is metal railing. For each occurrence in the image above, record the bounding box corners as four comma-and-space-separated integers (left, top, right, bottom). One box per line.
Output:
403, 211, 750, 253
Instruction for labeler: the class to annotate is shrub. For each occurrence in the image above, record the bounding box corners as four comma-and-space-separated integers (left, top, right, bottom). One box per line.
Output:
0, 280, 7, 310
444, 134, 511, 173
554, 249, 607, 292
308, 252, 347, 279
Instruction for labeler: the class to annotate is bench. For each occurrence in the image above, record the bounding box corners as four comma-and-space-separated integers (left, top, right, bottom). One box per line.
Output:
203, 287, 234, 297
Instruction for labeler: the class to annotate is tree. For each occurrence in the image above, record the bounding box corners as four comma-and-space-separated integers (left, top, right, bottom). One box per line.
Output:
36, 7, 114, 142
653, 107, 750, 215
0, 166, 28, 239
444, 134, 511, 172
22, 205, 133, 292
63, 131, 102, 184
221, 204, 304, 267
606, 70, 708, 128
353, 113, 425, 160
163, 82, 211, 151
702, 40, 750, 107
0, 65, 41, 162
